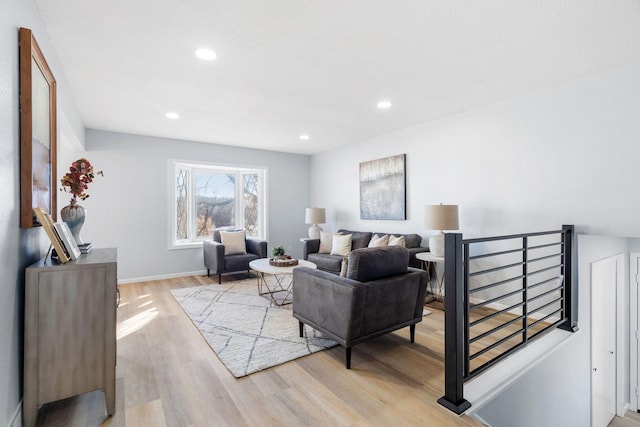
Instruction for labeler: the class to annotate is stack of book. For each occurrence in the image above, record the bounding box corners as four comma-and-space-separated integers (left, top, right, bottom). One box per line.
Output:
78, 243, 93, 254
34, 208, 82, 263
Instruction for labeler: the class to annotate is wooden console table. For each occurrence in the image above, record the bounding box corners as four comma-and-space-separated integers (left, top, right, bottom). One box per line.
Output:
23, 248, 117, 427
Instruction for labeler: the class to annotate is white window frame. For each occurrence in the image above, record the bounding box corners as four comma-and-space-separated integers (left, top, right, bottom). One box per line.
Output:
168, 159, 268, 250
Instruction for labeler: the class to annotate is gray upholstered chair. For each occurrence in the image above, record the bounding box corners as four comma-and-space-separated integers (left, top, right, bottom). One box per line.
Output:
292, 245, 428, 368
203, 229, 268, 284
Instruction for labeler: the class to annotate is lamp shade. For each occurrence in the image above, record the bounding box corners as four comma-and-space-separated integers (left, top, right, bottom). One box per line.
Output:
305, 207, 326, 225
425, 204, 459, 257
424, 204, 459, 231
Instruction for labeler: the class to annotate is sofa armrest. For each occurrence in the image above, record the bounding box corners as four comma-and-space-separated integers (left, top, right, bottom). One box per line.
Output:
203, 240, 225, 273
246, 238, 268, 258
292, 267, 366, 343
360, 269, 428, 334
407, 247, 429, 269
302, 239, 320, 260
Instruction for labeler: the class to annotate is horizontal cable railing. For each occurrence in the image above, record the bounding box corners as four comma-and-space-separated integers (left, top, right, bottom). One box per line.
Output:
437, 225, 578, 415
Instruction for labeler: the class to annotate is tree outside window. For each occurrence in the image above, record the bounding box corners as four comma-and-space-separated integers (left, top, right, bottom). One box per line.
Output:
173, 161, 265, 245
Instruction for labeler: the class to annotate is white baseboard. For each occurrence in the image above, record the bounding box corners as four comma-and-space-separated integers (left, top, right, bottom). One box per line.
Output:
467, 411, 491, 427
118, 269, 208, 284
9, 400, 22, 427
620, 402, 630, 416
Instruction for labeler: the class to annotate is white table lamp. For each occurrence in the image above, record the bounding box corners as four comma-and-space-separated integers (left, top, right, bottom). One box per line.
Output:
424, 204, 459, 257
305, 207, 326, 239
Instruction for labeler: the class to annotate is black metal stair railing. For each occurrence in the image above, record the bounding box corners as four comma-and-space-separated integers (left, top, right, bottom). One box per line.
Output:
437, 225, 577, 414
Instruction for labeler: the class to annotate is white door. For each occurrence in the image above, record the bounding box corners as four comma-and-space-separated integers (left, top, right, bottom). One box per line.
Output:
631, 253, 640, 412
591, 257, 617, 427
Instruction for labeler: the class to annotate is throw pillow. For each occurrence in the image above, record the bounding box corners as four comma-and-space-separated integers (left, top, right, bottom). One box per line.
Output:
331, 233, 352, 256
318, 232, 334, 254
388, 235, 406, 247
220, 231, 247, 255
368, 234, 389, 247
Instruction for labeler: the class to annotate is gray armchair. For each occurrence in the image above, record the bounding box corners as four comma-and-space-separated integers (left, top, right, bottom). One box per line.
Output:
292, 246, 428, 368
203, 229, 268, 284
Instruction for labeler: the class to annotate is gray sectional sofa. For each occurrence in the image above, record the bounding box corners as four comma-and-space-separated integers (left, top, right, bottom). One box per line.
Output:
302, 229, 428, 274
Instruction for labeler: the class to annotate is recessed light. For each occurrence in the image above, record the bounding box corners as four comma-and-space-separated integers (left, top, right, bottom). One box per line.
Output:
377, 100, 392, 109
165, 112, 179, 119
299, 134, 310, 140
195, 48, 216, 61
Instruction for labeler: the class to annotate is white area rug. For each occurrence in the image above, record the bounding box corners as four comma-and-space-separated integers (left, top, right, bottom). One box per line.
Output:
170, 279, 337, 378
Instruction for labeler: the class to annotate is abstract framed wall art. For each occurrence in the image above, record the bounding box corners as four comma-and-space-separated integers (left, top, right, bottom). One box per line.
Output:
359, 154, 406, 220
19, 27, 57, 228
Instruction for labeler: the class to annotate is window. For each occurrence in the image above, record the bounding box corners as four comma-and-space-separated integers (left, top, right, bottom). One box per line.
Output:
170, 160, 267, 248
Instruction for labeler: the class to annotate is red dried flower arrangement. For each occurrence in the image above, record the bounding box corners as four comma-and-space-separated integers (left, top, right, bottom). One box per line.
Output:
60, 158, 103, 203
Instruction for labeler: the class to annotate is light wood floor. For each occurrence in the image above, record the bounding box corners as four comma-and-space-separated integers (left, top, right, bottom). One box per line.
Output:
34, 274, 484, 427
610, 411, 640, 427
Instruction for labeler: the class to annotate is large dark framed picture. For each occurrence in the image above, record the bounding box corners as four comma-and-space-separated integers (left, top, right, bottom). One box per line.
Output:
19, 27, 57, 228
359, 154, 406, 220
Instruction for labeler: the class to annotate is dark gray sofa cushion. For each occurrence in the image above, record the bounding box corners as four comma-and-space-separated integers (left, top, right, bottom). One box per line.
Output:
336, 229, 372, 250
225, 253, 260, 270
308, 253, 343, 273
347, 246, 409, 282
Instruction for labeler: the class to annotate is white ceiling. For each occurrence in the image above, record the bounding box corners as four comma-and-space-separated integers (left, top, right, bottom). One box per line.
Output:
35, 0, 640, 155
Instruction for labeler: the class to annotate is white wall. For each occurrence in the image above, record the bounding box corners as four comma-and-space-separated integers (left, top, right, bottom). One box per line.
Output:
311, 61, 640, 240
0, 1, 84, 425
310, 61, 640, 424
74, 130, 310, 280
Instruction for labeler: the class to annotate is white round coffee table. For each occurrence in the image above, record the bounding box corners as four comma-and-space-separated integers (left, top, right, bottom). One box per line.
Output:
249, 258, 317, 306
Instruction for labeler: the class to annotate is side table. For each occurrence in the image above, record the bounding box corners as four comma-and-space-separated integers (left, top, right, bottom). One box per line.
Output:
415, 252, 445, 309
